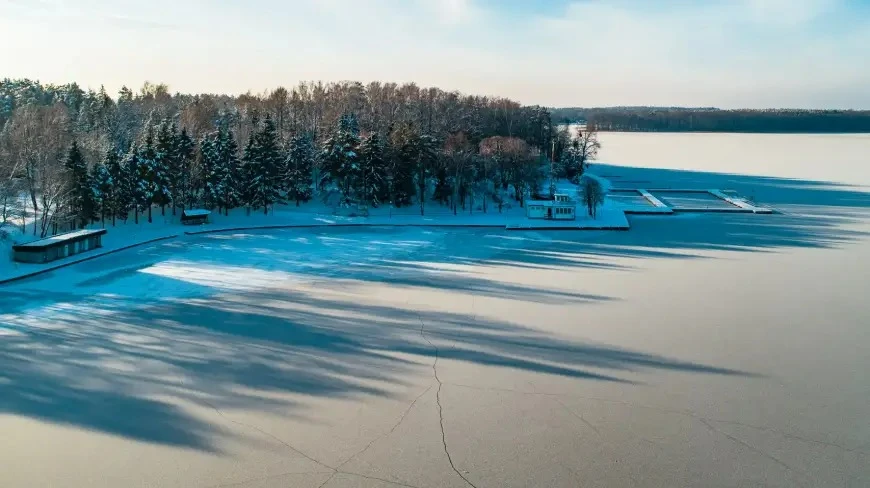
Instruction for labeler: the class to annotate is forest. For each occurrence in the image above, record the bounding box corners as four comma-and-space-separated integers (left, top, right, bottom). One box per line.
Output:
0, 79, 597, 237
552, 107, 870, 133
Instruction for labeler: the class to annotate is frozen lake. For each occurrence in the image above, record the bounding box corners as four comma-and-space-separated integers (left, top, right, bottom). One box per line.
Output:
597, 131, 870, 186
2, 133, 869, 487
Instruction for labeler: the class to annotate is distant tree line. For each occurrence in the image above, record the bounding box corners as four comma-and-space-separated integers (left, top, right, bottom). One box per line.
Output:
552, 107, 870, 133
0, 79, 597, 237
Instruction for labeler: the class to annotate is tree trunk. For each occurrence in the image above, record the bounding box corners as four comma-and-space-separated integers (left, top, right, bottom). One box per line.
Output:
418, 165, 425, 216
135, 207, 139, 224
21, 193, 26, 233
29, 186, 38, 216
148, 205, 152, 223
453, 171, 461, 216
161, 204, 165, 216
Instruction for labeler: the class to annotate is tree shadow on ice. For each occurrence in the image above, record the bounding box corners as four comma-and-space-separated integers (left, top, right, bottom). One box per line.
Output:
0, 324, 219, 451
0, 282, 750, 452
441, 164, 870, 267
2, 164, 865, 451
9, 160, 868, 302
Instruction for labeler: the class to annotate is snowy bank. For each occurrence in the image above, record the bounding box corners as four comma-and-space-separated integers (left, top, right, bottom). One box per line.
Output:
0, 197, 628, 283
0, 234, 178, 285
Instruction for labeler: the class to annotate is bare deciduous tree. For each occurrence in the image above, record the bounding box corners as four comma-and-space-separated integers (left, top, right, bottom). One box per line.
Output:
444, 132, 475, 215
37, 155, 72, 237
565, 125, 601, 183
479, 136, 541, 210
579, 176, 605, 219
3, 104, 70, 233
0, 132, 24, 225
265, 87, 289, 138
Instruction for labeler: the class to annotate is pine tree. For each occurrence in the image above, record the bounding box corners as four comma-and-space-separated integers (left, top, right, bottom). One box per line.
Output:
387, 124, 416, 208
387, 123, 438, 214
246, 116, 284, 214
259, 115, 284, 210
136, 125, 159, 223
240, 133, 258, 213
358, 132, 387, 207
214, 128, 240, 215
321, 113, 360, 204
120, 147, 140, 224
174, 128, 195, 211
90, 162, 111, 225
64, 141, 96, 228
200, 133, 220, 209
104, 148, 124, 226
153, 119, 175, 216
285, 134, 314, 206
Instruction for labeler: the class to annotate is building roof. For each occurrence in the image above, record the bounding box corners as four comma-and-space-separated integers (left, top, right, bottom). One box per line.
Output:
183, 209, 212, 217
13, 228, 107, 250
526, 200, 576, 207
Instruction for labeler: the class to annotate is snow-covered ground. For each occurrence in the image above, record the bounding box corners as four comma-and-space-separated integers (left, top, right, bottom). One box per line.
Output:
2, 138, 869, 487
0, 180, 629, 282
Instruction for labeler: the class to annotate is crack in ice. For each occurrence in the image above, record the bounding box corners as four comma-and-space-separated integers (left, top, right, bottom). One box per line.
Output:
698, 418, 812, 488
201, 399, 420, 488
316, 383, 434, 488
418, 313, 479, 488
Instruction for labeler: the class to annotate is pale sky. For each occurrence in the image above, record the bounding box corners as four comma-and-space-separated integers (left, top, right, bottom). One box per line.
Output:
2, 0, 869, 108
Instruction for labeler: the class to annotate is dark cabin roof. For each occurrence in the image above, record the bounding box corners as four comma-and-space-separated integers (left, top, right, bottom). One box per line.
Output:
13, 229, 107, 251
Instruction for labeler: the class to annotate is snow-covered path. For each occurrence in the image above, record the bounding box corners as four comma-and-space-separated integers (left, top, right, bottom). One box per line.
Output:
2, 195, 869, 486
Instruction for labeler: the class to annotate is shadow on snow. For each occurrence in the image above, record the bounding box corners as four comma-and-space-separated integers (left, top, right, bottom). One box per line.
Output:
2, 164, 868, 451
0, 284, 749, 452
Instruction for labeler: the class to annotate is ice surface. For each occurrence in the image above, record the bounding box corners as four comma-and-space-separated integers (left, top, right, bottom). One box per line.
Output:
1, 134, 869, 487
2, 201, 869, 487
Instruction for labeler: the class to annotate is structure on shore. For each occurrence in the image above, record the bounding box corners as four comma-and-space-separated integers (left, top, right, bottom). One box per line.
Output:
525, 194, 577, 221
12, 229, 107, 264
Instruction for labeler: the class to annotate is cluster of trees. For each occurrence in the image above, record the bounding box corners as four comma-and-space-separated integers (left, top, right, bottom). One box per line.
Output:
0, 79, 599, 237
552, 107, 870, 133
551, 106, 716, 123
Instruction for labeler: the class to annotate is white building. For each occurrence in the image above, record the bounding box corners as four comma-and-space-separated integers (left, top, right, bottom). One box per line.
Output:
525, 194, 577, 220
